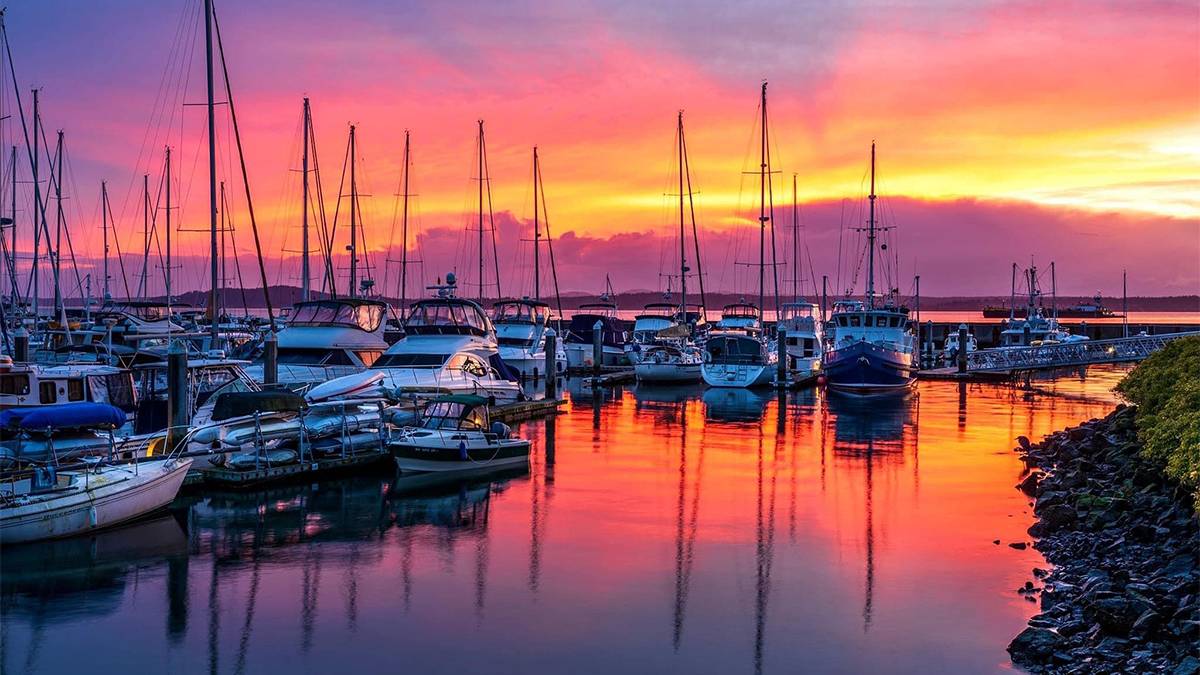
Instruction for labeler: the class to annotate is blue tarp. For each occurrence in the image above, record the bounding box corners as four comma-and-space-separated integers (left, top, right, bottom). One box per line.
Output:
488, 354, 522, 383
0, 403, 127, 432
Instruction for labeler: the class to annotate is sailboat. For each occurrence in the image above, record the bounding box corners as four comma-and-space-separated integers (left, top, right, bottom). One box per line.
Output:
491, 147, 566, 379
822, 143, 917, 392
636, 111, 706, 384
701, 83, 778, 389
775, 174, 823, 384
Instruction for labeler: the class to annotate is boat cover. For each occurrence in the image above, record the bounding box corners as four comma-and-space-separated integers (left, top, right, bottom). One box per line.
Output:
488, 354, 522, 382
0, 402, 127, 432
212, 390, 307, 421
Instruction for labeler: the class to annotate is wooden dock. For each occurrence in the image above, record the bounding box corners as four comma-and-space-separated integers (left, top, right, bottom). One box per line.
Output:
492, 397, 565, 423
587, 369, 636, 387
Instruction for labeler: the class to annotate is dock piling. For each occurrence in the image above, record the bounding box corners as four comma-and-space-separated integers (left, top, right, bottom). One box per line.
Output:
592, 320, 603, 380
957, 324, 968, 374
12, 326, 28, 362
263, 331, 278, 385
776, 328, 787, 386
166, 340, 189, 454
544, 328, 557, 399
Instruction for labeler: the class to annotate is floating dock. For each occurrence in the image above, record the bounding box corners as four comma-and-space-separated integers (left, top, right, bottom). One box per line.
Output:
183, 450, 391, 489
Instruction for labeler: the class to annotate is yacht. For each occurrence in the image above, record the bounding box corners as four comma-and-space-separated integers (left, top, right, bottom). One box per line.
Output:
821, 144, 917, 393
307, 275, 521, 404
776, 301, 823, 383
624, 302, 680, 365
243, 298, 389, 390
492, 299, 566, 379
563, 300, 628, 369
701, 304, 776, 388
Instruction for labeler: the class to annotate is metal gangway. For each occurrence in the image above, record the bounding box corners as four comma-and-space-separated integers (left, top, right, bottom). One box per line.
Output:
964, 331, 1199, 373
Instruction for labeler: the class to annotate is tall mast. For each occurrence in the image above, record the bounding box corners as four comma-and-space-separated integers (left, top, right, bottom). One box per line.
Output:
53, 130, 62, 317
204, 0, 219, 343
301, 97, 311, 302
400, 129, 410, 312
8, 146, 15, 309
165, 145, 172, 302
757, 82, 768, 316
30, 89, 39, 320
1009, 262, 1016, 320
477, 120, 485, 304
101, 181, 110, 300
866, 142, 877, 309
348, 124, 357, 298
677, 111, 687, 322
1050, 261, 1057, 320
219, 181, 227, 314
791, 173, 798, 302
533, 145, 540, 301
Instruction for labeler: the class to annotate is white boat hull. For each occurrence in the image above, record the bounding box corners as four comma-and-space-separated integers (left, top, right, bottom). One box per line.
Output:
635, 361, 702, 383
0, 458, 192, 545
701, 362, 775, 388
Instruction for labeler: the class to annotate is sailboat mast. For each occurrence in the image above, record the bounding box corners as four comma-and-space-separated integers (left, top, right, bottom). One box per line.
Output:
757, 82, 768, 316
677, 111, 687, 322
30, 89, 38, 320
8, 146, 15, 309
1009, 262, 1016, 320
348, 124, 357, 298
139, 174, 148, 297
533, 146, 540, 301
203, 0, 220, 341
866, 142, 877, 309
477, 120, 485, 304
400, 129, 410, 312
165, 146, 172, 303
101, 181, 110, 300
53, 130, 63, 317
301, 97, 311, 302
791, 173, 798, 302
1051, 261, 1057, 320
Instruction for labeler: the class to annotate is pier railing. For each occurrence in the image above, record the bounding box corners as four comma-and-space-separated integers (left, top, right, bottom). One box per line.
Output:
965, 331, 1200, 373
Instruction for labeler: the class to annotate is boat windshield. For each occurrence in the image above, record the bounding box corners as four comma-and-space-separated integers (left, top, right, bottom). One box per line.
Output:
705, 335, 764, 364
493, 302, 548, 324
373, 353, 449, 369
420, 401, 487, 431
289, 301, 384, 332
407, 301, 489, 332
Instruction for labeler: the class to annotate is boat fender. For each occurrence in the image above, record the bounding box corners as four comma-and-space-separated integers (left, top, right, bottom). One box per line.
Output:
490, 421, 511, 440
459, 440, 469, 460
702, 351, 712, 363
88, 506, 98, 528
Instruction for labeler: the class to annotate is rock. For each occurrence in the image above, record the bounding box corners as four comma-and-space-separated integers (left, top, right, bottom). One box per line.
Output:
1130, 609, 1161, 638
1009, 542, 1027, 550
1164, 555, 1197, 577
1017, 435, 1032, 450
1033, 567, 1048, 578
1039, 503, 1078, 532
993, 539, 1001, 545
1016, 471, 1043, 496
1175, 655, 1200, 675
1008, 627, 1064, 665
1090, 596, 1136, 634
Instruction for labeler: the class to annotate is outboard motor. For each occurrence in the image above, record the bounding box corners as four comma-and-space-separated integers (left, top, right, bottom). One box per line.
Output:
490, 421, 511, 440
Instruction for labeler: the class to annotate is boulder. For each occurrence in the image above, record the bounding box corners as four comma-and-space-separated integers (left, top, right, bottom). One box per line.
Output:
1039, 504, 1078, 532
1008, 627, 1064, 665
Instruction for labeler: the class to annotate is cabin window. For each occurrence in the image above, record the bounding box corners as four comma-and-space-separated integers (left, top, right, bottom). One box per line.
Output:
193, 367, 238, 396
373, 353, 448, 368
498, 336, 535, 348
39, 381, 57, 404
67, 379, 85, 402
0, 373, 29, 395
323, 350, 355, 366
803, 338, 815, 356
278, 348, 334, 365
849, 315, 861, 327
356, 350, 382, 367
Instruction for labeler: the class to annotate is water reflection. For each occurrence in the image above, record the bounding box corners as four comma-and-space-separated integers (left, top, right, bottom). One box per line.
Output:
1, 367, 1134, 675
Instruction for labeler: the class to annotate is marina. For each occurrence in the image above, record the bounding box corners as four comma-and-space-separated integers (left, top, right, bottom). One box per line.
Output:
0, 2, 1195, 674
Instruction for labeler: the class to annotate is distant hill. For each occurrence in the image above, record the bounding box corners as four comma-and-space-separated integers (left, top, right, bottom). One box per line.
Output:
71, 285, 1199, 313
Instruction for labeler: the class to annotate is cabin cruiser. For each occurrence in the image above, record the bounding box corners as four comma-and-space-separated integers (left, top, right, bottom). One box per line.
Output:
492, 298, 566, 379
701, 330, 776, 388
711, 302, 765, 336
563, 301, 628, 369
0, 359, 138, 417
307, 275, 521, 404
776, 301, 823, 383
388, 394, 530, 475
242, 298, 389, 390
823, 299, 917, 392
624, 302, 679, 365
997, 311, 1087, 348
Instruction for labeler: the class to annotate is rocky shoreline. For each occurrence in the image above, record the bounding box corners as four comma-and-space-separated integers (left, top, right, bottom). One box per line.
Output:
1007, 404, 1199, 674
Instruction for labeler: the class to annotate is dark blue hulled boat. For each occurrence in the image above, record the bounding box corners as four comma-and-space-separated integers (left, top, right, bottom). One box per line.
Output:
822, 143, 916, 394
822, 302, 916, 392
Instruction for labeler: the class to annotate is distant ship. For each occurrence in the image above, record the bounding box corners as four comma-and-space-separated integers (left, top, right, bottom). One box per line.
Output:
983, 293, 1122, 319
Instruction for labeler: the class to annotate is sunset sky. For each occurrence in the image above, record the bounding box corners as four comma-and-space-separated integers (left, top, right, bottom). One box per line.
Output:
3, 0, 1198, 299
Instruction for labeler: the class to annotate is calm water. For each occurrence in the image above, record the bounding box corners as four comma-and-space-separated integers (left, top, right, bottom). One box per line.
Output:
1, 367, 1132, 674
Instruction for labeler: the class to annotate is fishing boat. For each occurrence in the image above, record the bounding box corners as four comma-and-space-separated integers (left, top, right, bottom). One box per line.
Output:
493, 299, 566, 379
309, 275, 521, 404
388, 394, 530, 475
822, 144, 917, 393
243, 298, 389, 390
0, 454, 192, 545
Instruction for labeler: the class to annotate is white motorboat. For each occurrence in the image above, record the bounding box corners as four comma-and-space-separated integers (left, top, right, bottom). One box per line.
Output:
312, 276, 522, 404
492, 299, 566, 379
0, 456, 192, 545
624, 302, 679, 365
634, 337, 703, 384
389, 394, 530, 475
243, 298, 389, 390
701, 330, 776, 388
942, 323, 979, 361
776, 301, 823, 383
